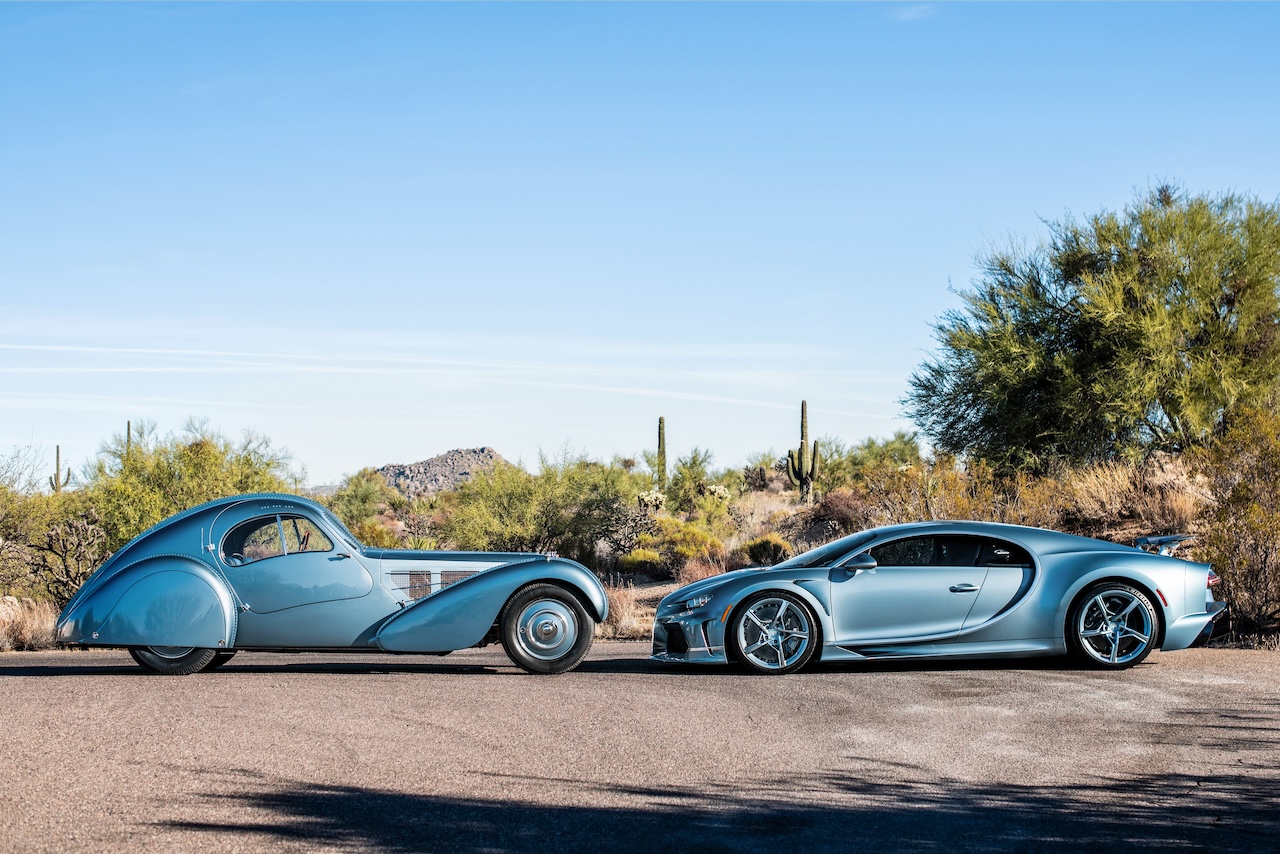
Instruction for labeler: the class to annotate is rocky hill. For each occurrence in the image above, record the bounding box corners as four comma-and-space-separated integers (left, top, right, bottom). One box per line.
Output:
378, 447, 504, 497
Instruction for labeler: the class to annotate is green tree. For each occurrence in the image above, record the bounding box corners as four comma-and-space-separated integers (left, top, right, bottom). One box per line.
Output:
906, 185, 1280, 471
329, 468, 399, 527
85, 418, 301, 551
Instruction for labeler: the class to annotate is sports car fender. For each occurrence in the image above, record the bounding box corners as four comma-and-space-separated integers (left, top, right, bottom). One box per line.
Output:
375, 557, 607, 653
700, 575, 834, 656
56, 554, 237, 649
1051, 561, 1177, 647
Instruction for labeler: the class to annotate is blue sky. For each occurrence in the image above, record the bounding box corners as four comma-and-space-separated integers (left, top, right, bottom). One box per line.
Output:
3, 2, 1278, 485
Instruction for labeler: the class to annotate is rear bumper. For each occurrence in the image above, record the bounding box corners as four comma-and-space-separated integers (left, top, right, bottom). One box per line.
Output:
1163, 601, 1228, 651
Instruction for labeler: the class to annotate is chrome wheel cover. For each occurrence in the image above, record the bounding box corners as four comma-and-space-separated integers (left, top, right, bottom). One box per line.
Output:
514, 599, 579, 661
1076, 589, 1153, 665
736, 597, 811, 671
147, 646, 196, 660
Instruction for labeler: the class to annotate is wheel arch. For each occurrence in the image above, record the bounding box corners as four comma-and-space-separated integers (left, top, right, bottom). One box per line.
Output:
724, 584, 827, 664
1062, 574, 1166, 649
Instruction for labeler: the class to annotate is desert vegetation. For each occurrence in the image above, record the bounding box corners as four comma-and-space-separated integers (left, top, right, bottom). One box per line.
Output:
5, 184, 1280, 648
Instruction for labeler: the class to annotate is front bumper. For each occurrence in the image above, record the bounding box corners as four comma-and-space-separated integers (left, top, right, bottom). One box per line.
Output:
651, 614, 727, 664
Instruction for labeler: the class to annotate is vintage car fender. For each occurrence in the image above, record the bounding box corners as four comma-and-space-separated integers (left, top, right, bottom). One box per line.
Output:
56, 554, 237, 649
375, 557, 607, 653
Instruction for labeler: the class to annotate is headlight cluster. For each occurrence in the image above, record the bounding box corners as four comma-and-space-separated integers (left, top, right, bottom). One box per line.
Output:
685, 594, 713, 610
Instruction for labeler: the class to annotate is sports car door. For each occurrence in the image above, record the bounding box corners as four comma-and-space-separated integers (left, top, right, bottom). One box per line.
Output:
830, 535, 988, 643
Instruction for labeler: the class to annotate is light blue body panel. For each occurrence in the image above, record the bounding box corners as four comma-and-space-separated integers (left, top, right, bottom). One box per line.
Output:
57, 555, 236, 649
376, 557, 607, 652
57, 493, 608, 660
652, 520, 1222, 667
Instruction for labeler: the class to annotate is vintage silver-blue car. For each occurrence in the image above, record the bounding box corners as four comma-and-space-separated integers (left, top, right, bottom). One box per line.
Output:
57, 494, 607, 675
652, 521, 1225, 674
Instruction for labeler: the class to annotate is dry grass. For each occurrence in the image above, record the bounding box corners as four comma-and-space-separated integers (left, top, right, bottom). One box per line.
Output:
0, 595, 58, 652
596, 582, 651, 640
675, 558, 725, 587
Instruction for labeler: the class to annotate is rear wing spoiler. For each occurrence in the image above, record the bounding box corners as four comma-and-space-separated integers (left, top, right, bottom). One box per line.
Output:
1135, 534, 1194, 556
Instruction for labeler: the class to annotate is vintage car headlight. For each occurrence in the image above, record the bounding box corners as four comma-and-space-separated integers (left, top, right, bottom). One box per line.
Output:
685, 594, 714, 610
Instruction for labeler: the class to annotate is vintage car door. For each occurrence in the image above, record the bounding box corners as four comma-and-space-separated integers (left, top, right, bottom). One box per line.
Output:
829, 535, 989, 643
216, 512, 377, 647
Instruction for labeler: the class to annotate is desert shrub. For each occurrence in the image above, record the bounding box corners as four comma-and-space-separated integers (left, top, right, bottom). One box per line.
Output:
676, 558, 725, 586
745, 533, 793, 566
404, 534, 440, 551
597, 582, 650, 640
350, 520, 400, 549
330, 468, 400, 527
634, 516, 726, 579
1196, 407, 1280, 632
85, 419, 301, 552
812, 487, 869, 536
0, 596, 58, 651
618, 548, 664, 577
434, 454, 649, 567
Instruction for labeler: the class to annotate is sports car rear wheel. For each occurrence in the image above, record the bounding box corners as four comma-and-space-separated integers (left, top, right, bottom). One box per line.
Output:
500, 584, 594, 675
729, 591, 818, 675
1069, 583, 1159, 669
128, 646, 219, 676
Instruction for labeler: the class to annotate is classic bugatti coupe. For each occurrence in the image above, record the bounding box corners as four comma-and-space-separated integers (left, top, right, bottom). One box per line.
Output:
57, 494, 607, 675
652, 521, 1225, 674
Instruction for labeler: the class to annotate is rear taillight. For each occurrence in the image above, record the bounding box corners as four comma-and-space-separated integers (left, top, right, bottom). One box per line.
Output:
1207, 569, 1221, 588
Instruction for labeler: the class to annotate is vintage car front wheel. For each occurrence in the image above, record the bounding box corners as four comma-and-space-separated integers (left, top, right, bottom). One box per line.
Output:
499, 583, 594, 675
128, 646, 220, 676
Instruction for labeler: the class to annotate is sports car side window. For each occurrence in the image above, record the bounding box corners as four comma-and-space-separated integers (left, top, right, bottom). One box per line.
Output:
869, 536, 935, 566
281, 515, 334, 554
977, 538, 1032, 566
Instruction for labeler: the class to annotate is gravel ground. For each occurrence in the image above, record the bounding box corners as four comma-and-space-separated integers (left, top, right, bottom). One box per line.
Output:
1, 644, 1277, 852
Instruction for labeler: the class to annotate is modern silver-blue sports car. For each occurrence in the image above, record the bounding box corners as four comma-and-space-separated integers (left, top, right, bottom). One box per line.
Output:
652, 521, 1224, 674
57, 494, 607, 675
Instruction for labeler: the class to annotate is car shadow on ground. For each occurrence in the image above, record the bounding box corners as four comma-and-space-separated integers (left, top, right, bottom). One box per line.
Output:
163, 762, 1280, 853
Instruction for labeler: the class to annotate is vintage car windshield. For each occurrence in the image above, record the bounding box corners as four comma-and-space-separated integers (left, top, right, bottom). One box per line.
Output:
316, 504, 365, 553
774, 531, 875, 569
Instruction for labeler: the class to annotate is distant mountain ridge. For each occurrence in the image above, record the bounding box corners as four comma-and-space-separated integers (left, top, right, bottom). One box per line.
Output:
378, 447, 504, 497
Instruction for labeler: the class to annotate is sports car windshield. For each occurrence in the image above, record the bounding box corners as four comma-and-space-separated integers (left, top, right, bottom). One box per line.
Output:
774, 532, 875, 569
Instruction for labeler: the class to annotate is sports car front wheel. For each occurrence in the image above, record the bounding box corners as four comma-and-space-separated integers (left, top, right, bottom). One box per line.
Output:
128, 646, 220, 676
1069, 583, 1160, 669
729, 591, 819, 675
499, 584, 594, 675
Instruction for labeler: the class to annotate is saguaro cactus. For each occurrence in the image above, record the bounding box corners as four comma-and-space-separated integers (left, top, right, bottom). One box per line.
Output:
786, 401, 821, 504
49, 445, 71, 494
656, 416, 668, 490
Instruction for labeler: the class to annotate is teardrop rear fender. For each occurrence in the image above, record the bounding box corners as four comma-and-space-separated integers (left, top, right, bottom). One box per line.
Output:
56, 555, 237, 649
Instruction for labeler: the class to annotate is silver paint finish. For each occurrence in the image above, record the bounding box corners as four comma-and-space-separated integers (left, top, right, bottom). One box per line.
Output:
652, 520, 1223, 668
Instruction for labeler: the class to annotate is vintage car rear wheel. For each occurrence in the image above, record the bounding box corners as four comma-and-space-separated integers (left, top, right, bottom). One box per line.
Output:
1068, 582, 1160, 669
499, 583, 594, 675
728, 591, 819, 675
128, 646, 220, 676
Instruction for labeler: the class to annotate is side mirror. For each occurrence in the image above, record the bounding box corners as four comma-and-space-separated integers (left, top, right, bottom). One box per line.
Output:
842, 552, 877, 572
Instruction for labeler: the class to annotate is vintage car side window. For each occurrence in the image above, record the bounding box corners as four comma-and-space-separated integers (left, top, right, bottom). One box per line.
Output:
869, 536, 935, 567
223, 516, 286, 566
281, 515, 334, 554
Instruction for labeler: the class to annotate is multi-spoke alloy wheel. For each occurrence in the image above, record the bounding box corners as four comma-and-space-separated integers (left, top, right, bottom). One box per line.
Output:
730, 591, 818, 675
1070, 583, 1159, 669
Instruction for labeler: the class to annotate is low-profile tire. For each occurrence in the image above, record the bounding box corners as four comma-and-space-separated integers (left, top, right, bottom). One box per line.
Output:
499, 583, 594, 675
1068, 582, 1160, 670
201, 651, 237, 672
728, 591, 819, 675
128, 646, 219, 676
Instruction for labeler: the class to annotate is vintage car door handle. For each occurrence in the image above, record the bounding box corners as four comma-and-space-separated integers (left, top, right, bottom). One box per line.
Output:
335, 552, 352, 560
949, 583, 980, 593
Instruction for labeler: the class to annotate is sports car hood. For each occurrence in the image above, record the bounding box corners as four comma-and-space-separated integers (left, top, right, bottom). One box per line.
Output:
662, 567, 761, 606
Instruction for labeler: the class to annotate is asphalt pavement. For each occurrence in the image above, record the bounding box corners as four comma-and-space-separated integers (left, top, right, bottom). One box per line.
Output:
1, 644, 1277, 852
